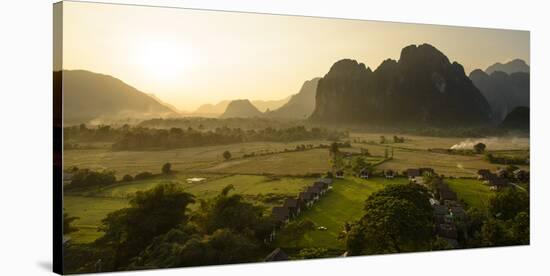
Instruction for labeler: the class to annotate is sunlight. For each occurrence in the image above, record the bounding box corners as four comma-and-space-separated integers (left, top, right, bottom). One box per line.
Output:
133, 40, 195, 82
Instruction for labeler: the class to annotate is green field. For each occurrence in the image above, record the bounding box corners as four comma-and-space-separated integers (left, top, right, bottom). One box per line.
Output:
64, 173, 321, 244
446, 178, 493, 211
64, 196, 128, 243
276, 176, 409, 250
63, 132, 527, 245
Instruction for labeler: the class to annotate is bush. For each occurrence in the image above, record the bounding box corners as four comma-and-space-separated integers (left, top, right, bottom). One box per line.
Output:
122, 174, 134, 182
134, 172, 154, 181
162, 163, 172, 174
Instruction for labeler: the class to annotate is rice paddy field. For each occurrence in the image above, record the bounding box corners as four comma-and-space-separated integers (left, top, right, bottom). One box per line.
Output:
63, 132, 528, 245
276, 176, 409, 250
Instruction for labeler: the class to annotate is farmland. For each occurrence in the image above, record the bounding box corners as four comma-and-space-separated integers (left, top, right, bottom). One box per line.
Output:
63, 132, 528, 247
276, 177, 409, 250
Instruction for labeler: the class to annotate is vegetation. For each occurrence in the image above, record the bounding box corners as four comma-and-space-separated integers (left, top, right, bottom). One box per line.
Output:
346, 184, 434, 255
474, 142, 487, 153
485, 152, 529, 165
66, 168, 116, 189
222, 150, 231, 160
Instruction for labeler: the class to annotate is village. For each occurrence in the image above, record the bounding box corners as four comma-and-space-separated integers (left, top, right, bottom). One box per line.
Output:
265, 165, 530, 260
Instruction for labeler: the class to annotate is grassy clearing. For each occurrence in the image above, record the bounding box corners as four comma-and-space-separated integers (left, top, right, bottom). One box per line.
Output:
64, 173, 319, 244
277, 177, 409, 250
64, 196, 128, 244
446, 178, 493, 211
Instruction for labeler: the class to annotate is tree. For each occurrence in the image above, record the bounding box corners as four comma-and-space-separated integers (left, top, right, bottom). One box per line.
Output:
193, 185, 274, 241
63, 211, 79, 235
474, 142, 486, 153
97, 182, 195, 269
352, 157, 368, 174
222, 150, 232, 161
380, 136, 386, 144
489, 188, 529, 221
162, 162, 172, 174
329, 142, 339, 156
346, 184, 433, 255
122, 174, 134, 182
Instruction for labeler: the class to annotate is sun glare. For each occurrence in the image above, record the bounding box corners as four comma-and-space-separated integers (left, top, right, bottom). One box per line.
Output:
134, 41, 194, 82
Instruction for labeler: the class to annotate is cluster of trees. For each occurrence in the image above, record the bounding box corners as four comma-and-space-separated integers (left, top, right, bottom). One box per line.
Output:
485, 153, 529, 165
66, 168, 116, 189
344, 184, 435, 254
111, 126, 345, 150
467, 187, 529, 247
64, 183, 277, 273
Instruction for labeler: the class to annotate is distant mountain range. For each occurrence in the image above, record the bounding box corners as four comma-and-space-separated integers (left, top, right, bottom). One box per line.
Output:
58, 70, 176, 124
219, 99, 263, 118
470, 60, 529, 122
265, 78, 320, 119
485, 59, 530, 75
193, 97, 290, 117
309, 44, 492, 126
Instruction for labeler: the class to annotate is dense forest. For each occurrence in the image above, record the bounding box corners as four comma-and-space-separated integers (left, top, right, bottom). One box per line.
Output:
64, 124, 347, 150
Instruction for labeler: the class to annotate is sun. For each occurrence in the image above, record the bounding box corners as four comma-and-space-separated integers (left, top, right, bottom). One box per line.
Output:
134, 40, 195, 82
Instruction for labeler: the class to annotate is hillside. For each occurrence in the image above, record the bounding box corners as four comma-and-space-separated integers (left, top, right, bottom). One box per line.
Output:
485, 59, 530, 75
469, 69, 529, 122
309, 44, 492, 126
265, 77, 320, 119
500, 106, 529, 131
59, 70, 176, 124
219, 99, 263, 118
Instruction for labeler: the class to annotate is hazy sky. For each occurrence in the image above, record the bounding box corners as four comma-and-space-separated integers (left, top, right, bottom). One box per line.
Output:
59, 1, 529, 111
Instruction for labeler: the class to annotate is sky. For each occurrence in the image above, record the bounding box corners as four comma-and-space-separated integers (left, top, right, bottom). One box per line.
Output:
58, 1, 530, 111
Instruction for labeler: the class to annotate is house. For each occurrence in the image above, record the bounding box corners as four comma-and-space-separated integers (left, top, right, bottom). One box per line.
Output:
307, 186, 322, 201
406, 169, 421, 179
317, 178, 334, 186
514, 169, 529, 182
419, 167, 435, 176
359, 168, 370, 179
477, 169, 492, 180
429, 198, 440, 206
433, 204, 449, 224
384, 169, 396, 179
335, 170, 345, 179
437, 223, 458, 240
271, 207, 290, 224
313, 182, 329, 195
438, 188, 457, 201
63, 172, 74, 186
298, 192, 315, 207
264, 248, 289, 262
488, 177, 508, 190
449, 206, 466, 220
282, 198, 302, 217
496, 168, 508, 179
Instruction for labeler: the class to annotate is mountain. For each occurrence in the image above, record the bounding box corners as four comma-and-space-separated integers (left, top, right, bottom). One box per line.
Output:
252, 98, 291, 112
485, 59, 530, 75
193, 98, 289, 117
309, 44, 492, 126
59, 70, 176, 124
219, 99, 263, 118
469, 69, 529, 122
265, 78, 320, 119
500, 106, 529, 131
193, 100, 231, 117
